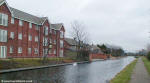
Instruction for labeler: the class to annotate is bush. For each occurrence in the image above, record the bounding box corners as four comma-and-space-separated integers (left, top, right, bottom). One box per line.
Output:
147, 52, 150, 60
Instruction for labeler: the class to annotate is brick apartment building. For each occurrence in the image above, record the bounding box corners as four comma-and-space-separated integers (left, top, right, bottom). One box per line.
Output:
0, 0, 65, 58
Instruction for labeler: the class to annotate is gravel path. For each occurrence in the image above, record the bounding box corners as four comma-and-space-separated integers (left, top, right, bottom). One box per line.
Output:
130, 58, 150, 83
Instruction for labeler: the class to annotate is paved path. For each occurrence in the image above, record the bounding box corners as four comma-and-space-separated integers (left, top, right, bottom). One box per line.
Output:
130, 58, 150, 83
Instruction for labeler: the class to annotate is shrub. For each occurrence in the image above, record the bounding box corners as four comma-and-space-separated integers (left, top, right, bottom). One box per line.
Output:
147, 52, 150, 60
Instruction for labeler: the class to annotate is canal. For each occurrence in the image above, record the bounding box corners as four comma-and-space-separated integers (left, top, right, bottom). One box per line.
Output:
0, 56, 135, 83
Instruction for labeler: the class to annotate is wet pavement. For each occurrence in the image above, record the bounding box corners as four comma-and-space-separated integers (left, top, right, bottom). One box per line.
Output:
130, 58, 150, 83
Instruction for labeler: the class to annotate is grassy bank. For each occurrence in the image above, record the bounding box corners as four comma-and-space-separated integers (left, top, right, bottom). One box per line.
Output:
0, 57, 75, 71
142, 57, 150, 75
110, 59, 137, 83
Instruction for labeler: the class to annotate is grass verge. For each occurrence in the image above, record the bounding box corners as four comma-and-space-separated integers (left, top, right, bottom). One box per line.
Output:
110, 59, 137, 83
142, 57, 150, 75
0, 57, 75, 70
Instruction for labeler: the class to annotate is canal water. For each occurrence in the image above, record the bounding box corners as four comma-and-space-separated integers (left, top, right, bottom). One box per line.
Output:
0, 56, 135, 83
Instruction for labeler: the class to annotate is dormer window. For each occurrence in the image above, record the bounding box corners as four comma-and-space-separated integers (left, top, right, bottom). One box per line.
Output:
0, 13, 8, 26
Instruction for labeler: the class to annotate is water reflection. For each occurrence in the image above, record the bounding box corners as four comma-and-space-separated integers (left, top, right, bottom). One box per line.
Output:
0, 56, 135, 83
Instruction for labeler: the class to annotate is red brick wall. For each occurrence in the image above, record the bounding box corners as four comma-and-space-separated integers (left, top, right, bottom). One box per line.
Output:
89, 53, 111, 61
0, 3, 12, 58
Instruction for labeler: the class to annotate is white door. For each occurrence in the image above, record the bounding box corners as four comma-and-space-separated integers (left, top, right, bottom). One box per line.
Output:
0, 46, 7, 58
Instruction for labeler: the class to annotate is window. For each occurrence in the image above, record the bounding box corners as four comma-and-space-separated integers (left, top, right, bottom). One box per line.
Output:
43, 48, 48, 55
60, 40, 64, 48
11, 18, 14, 24
19, 20, 23, 26
43, 37, 48, 46
28, 35, 32, 41
44, 26, 48, 35
0, 29, 7, 42
34, 48, 38, 54
54, 50, 56, 54
35, 36, 38, 42
28, 48, 32, 54
60, 31, 63, 38
0, 13, 8, 26
54, 40, 56, 44
18, 47, 22, 53
0, 46, 7, 58
60, 50, 63, 57
10, 46, 13, 53
36, 25, 39, 30
29, 23, 32, 28
18, 33, 22, 40
10, 32, 14, 39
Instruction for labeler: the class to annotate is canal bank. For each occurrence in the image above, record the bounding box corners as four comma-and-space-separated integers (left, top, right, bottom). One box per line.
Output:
0, 61, 91, 74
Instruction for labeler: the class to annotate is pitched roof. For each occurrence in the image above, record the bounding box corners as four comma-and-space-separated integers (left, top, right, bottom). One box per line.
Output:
51, 23, 63, 30
65, 38, 77, 46
0, 0, 47, 25
0, 0, 4, 4
10, 7, 47, 25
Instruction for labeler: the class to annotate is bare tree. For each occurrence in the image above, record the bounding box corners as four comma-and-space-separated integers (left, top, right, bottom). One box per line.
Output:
71, 21, 90, 60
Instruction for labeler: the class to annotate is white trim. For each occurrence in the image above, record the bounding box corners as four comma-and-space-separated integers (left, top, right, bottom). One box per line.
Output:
41, 18, 48, 25
0, 1, 5, 6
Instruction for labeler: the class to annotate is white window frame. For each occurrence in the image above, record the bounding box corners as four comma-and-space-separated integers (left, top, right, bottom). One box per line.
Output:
0, 29, 7, 42
28, 48, 32, 54
35, 36, 38, 42
60, 50, 63, 57
44, 26, 48, 35
11, 17, 14, 24
0, 46, 7, 58
54, 50, 56, 54
60, 31, 63, 38
54, 39, 56, 44
34, 48, 38, 54
18, 47, 22, 53
10, 46, 13, 53
43, 37, 48, 46
18, 33, 22, 40
28, 35, 32, 41
29, 23, 32, 28
60, 40, 64, 48
0, 13, 8, 26
19, 20, 23, 26
10, 32, 14, 39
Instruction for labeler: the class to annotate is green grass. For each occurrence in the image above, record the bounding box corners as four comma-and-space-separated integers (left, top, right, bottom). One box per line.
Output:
110, 59, 137, 83
0, 57, 73, 70
142, 57, 150, 75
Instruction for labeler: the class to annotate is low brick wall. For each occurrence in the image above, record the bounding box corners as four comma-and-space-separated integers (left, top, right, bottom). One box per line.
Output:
89, 53, 111, 61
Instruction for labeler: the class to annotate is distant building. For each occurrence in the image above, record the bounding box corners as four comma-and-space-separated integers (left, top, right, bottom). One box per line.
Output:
64, 38, 77, 51
90, 45, 103, 54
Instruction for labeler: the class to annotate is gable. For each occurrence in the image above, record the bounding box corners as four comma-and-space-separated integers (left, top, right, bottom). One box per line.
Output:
60, 26, 65, 32
0, 3, 11, 15
0, 1, 12, 15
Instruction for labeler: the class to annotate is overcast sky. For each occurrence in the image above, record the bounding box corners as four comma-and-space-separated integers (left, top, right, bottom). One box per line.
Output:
7, 0, 150, 52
